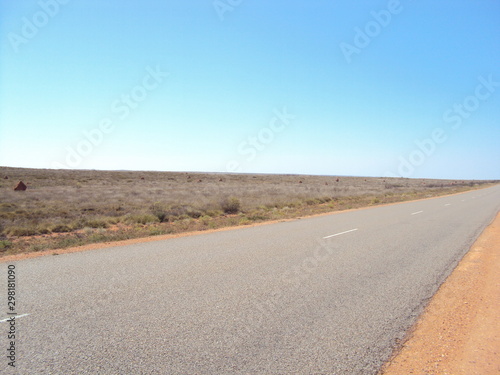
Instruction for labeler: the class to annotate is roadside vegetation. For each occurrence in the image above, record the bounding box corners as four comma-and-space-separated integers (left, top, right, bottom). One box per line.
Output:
0, 167, 497, 256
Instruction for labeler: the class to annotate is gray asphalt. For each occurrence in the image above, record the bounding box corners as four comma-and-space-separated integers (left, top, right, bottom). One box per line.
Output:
2, 185, 500, 374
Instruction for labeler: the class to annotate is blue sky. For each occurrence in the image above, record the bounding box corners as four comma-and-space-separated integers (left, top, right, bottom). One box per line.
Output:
1, 0, 499, 179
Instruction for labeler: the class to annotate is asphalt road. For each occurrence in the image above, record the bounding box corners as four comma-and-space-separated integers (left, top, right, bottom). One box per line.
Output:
2, 186, 500, 374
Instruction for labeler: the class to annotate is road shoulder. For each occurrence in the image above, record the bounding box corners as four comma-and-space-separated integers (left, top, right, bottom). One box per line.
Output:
381, 212, 500, 374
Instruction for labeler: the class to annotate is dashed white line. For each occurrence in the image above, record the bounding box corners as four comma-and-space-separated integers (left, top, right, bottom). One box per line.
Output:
411, 211, 423, 215
0, 314, 29, 323
444, 203, 451, 206
323, 228, 358, 239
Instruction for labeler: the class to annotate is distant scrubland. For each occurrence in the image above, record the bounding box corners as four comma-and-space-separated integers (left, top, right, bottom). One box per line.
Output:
0, 167, 496, 255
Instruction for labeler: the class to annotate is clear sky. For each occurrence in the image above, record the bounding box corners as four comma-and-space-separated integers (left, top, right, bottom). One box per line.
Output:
1, 0, 499, 179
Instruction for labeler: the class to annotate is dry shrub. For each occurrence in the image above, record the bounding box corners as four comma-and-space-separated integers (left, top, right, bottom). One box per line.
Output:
220, 197, 241, 214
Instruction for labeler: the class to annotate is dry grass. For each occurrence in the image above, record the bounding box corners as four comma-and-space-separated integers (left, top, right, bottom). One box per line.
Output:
0, 167, 496, 256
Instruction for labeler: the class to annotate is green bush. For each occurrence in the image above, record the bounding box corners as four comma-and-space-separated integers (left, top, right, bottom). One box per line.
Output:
186, 209, 203, 219
205, 209, 223, 217
83, 218, 110, 228
247, 214, 268, 221
127, 214, 160, 225
305, 198, 318, 206
239, 217, 251, 225
148, 227, 165, 236
50, 224, 72, 233
152, 209, 169, 222
150, 202, 170, 222
37, 225, 52, 234
6, 226, 38, 237
200, 215, 212, 225
29, 243, 49, 252
221, 197, 241, 214
0, 240, 12, 250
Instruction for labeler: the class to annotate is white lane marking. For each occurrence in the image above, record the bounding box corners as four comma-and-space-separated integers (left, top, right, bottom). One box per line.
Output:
323, 228, 358, 239
411, 211, 423, 215
0, 314, 29, 323
444, 203, 451, 206
461, 200, 465, 202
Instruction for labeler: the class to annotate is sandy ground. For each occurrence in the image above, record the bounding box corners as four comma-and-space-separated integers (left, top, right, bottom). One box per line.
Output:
381, 212, 500, 375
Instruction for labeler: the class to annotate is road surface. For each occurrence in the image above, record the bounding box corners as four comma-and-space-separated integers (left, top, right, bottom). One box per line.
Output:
2, 186, 500, 374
